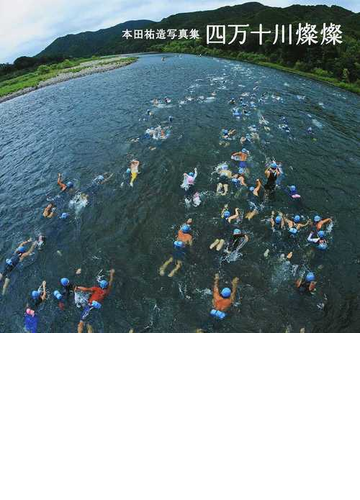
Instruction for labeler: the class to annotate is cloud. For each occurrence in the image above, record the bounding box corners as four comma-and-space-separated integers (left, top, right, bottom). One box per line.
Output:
0, 0, 358, 63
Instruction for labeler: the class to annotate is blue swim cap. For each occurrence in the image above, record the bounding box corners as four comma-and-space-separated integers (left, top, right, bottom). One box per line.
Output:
17, 246, 26, 254
99, 280, 108, 289
32, 290, 41, 299
98, 175, 105, 181
61, 278, 69, 287
294, 215, 301, 223
181, 224, 191, 233
242, 148, 247, 153
233, 228, 241, 235
174, 240, 184, 248
249, 186, 255, 192
289, 227, 298, 234
221, 287, 231, 298
290, 185, 296, 192
271, 161, 277, 167
317, 230, 325, 238
275, 216, 282, 224
314, 215, 321, 223
91, 300, 102, 309
306, 272, 315, 282
126, 168, 131, 174
60, 213, 69, 219
53, 290, 62, 300
318, 243, 327, 250
220, 165, 227, 170
66, 181, 73, 188
223, 210, 231, 218
189, 172, 194, 177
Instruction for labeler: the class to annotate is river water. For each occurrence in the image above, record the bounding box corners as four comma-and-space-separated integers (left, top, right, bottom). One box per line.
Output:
0, 53, 359, 332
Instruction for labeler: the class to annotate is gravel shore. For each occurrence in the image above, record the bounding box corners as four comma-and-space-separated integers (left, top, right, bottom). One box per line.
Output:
0, 57, 136, 104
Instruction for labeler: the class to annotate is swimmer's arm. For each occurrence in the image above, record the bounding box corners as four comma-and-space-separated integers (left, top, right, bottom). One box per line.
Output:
57, 174, 66, 191
230, 277, 239, 303
20, 242, 37, 259
239, 175, 247, 186
193, 168, 198, 180
104, 173, 114, 183
228, 208, 240, 223
317, 218, 332, 229
307, 233, 319, 243
213, 273, 220, 297
108, 269, 115, 290
40, 281, 47, 301
253, 179, 262, 196
309, 282, 316, 292
75, 286, 93, 292
297, 221, 310, 229
264, 169, 270, 178
295, 279, 302, 288
19, 239, 32, 247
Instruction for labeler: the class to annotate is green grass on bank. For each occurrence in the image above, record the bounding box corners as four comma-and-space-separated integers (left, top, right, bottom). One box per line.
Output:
0, 57, 137, 98
157, 43, 360, 96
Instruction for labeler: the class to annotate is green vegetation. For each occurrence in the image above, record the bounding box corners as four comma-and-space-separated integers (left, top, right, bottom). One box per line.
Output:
0, 57, 136, 99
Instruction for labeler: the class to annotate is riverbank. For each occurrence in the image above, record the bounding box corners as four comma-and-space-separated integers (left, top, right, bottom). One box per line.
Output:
0, 56, 137, 104
158, 45, 360, 96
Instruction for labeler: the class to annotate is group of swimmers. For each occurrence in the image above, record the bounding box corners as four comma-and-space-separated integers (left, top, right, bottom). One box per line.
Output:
154, 91, 333, 327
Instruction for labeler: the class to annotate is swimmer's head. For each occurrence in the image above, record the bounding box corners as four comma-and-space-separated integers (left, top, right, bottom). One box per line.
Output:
317, 230, 325, 238
99, 280, 108, 290
289, 228, 298, 235
318, 243, 327, 250
126, 168, 131, 174
181, 224, 191, 234
26, 308, 35, 317
249, 186, 255, 192
66, 182, 73, 189
221, 287, 231, 298
32, 290, 41, 300
174, 240, 185, 249
91, 300, 102, 309
60, 213, 69, 219
271, 162, 277, 168
242, 148, 247, 153
294, 215, 301, 223
98, 175, 105, 181
275, 216, 282, 224
314, 215, 321, 223
17, 246, 26, 254
233, 229, 241, 235
220, 165, 228, 170
290, 185, 296, 193
223, 210, 231, 218
61, 278, 70, 287
306, 272, 315, 283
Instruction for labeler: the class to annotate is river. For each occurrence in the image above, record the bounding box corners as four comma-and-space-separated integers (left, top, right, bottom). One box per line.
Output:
0, 53, 359, 332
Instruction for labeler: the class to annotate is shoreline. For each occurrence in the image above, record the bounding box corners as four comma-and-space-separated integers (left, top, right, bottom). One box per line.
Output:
160, 48, 360, 96
0, 57, 137, 104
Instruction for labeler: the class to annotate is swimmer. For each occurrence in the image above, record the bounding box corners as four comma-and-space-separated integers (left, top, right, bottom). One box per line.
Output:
0, 239, 37, 295
225, 228, 249, 254
93, 172, 113, 185
284, 214, 311, 231
264, 162, 281, 191
54, 277, 75, 310
231, 173, 247, 188
75, 269, 115, 333
37, 234, 46, 250
231, 148, 249, 169
210, 206, 239, 251
307, 231, 328, 250
177, 220, 193, 246
43, 203, 56, 218
313, 215, 332, 232
296, 272, 316, 293
216, 164, 232, 196
159, 240, 188, 278
24, 281, 47, 332
228, 98, 236, 105
182, 168, 198, 193
288, 185, 301, 199
270, 211, 285, 230
211, 273, 239, 319
57, 173, 73, 192
192, 192, 201, 207
129, 160, 140, 187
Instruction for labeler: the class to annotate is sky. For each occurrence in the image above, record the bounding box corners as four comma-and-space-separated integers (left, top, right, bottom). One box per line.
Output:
0, 0, 358, 63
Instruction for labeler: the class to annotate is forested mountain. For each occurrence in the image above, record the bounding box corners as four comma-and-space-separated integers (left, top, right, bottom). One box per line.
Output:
37, 20, 154, 58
